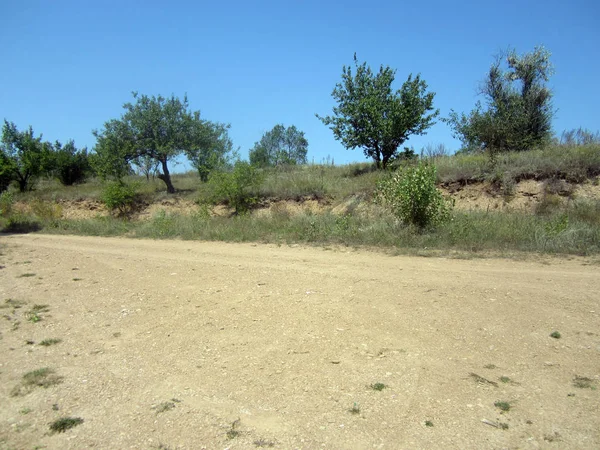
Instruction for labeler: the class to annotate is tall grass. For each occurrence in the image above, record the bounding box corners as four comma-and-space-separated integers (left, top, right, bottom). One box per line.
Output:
35, 199, 600, 256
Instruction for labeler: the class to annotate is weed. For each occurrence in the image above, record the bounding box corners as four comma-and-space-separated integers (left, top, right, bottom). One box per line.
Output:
18, 273, 36, 278
425, 420, 434, 427
20, 408, 32, 415
39, 338, 62, 346
349, 403, 361, 415
573, 376, 596, 389
153, 402, 175, 414
226, 419, 241, 439
483, 364, 497, 369
499, 423, 509, 430
494, 401, 511, 412
254, 439, 276, 447
499, 376, 511, 383
550, 331, 561, 339
11, 367, 63, 396
26, 304, 50, 323
370, 382, 387, 391
49, 417, 84, 433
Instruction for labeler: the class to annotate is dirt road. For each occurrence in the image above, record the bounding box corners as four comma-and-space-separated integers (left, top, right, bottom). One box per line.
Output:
1, 234, 598, 449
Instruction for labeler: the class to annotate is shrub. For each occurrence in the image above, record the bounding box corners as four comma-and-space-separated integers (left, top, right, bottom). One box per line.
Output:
0, 191, 14, 217
101, 182, 138, 216
208, 161, 264, 214
375, 161, 452, 228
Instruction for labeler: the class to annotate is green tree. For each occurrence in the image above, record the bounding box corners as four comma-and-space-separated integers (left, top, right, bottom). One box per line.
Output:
316, 54, 438, 169
50, 140, 91, 186
1, 121, 52, 192
187, 122, 235, 182
249, 124, 308, 167
446, 46, 554, 155
93, 92, 231, 193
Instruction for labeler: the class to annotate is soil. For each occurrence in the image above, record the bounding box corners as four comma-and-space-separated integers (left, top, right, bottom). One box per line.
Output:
1, 234, 599, 449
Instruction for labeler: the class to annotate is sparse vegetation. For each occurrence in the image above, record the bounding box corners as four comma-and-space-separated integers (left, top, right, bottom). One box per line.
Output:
11, 367, 63, 396
494, 401, 511, 412
49, 417, 84, 433
39, 338, 62, 346
572, 376, 596, 389
153, 401, 176, 414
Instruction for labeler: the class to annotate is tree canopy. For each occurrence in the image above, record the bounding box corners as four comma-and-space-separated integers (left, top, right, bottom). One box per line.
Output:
316, 54, 438, 169
249, 124, 308, 167
1, 121, 52, 192
446, 46, 554, 154
92, 93, 232, 193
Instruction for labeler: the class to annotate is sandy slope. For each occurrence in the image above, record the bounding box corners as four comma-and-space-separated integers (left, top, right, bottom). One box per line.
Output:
0, 234, 598, 449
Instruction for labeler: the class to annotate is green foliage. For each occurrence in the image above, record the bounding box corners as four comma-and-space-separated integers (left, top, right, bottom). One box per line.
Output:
93, 92, 231, 192
317, 54, 438, 168
101, 182, 139, 216
376, 162, 452, 228
50, 140, 91, 185
1, 120, 53, 192
49, 417, 84, 433
186, 122, 235, 182
249, 124, 308, 167
447, 46, 554, 155
208, 161, 264, 214
0, 190, 14, 217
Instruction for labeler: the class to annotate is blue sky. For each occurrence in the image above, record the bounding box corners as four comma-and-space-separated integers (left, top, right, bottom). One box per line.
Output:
1, 0, 599, 170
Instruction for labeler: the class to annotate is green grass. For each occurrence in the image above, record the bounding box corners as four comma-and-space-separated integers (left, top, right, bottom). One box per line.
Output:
494, 401, 511, 412
49, 417, 84, 433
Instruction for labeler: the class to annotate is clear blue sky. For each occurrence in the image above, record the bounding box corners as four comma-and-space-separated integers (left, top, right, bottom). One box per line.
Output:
1, 0, 599, 170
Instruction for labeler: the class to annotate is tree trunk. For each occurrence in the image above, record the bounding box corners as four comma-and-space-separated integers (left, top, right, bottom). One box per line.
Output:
157, 158, 175, 194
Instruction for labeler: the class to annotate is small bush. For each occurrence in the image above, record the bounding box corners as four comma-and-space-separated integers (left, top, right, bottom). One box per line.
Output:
208, 161, 264, 214
101, 182, 138, 216
376, 162, 453, 228
49, 417, 84, 433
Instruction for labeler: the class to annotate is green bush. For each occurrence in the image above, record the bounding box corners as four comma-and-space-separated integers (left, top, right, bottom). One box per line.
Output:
207, 161, 264, 214
0, 191, 14, 217
376, 161, 452, 228
101, 182, 138, 216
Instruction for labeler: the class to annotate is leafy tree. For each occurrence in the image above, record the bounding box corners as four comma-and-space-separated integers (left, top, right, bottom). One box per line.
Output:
316, 54, 438, 169
50, 140, 91, 186
1, 121, 52, 192
446, 46, 554, 155
249, 124, 308, 167
93, 92, 231, 193
187, 122, 235, 182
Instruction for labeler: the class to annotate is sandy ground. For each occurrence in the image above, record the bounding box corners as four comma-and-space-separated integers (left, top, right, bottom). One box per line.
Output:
0, 235, 598, 450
